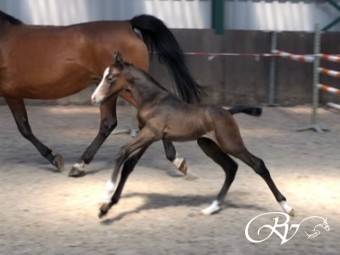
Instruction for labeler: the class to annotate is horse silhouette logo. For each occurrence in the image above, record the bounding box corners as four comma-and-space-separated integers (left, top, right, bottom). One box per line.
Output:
245, 212, 331, 245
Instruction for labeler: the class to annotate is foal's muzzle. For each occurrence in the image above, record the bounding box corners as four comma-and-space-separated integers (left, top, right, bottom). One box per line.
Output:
91, 94, 101, 104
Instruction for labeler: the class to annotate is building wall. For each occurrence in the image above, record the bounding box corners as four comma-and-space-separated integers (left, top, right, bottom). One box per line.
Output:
0, 1, 339, 106
224, 0, 340, 32
0, 0, 339, 31
0, 0, 211, 28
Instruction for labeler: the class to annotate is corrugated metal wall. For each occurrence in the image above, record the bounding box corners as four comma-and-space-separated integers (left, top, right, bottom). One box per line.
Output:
224, 0, 340, 31
0, 0, 339, 31
0, 0, 211, 28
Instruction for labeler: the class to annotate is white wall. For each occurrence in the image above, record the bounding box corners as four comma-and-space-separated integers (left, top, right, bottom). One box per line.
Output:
0, 0, 211, 28
224, 0, 340, 31
0, 0, 339, 31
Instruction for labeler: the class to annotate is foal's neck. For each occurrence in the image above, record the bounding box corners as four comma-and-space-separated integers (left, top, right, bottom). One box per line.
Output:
126, 68, 169, 107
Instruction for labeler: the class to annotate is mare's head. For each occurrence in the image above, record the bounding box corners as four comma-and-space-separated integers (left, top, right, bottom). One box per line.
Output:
91, 52, 132, 104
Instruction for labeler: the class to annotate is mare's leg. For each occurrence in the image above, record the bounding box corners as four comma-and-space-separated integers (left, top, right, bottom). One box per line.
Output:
162, 139, 196, 179
5, 98, 64, 171
99, 127, 156, 218
69, 97, 118, 177
197, 138, 238, 215
236, 151, 294, 216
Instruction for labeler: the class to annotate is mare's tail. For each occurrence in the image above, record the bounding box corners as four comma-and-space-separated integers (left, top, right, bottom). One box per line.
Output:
130, 15, 204, 103
0, 10, 23, 25
227, 106, 262, 117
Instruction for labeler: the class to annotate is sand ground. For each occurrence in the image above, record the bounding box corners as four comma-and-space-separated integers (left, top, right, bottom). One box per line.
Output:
0, 105, 339, 255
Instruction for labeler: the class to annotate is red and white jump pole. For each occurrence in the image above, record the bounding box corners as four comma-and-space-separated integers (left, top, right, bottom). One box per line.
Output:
274, 25, 339, 133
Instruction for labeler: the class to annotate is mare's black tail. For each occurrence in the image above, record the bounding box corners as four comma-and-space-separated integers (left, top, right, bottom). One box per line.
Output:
227, 106, 262, 117
130, 15, 204, 103
0, 10, 23, 25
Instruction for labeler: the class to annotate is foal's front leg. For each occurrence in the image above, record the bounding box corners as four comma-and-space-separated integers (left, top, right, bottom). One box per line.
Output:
99, 128, 156, 218
98, 145, 149, 218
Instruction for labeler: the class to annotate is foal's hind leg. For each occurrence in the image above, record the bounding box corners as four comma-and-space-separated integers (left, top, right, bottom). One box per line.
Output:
197, 138, 238, 215
5, 98, 64, 171
69, 97, 118, 177
235, 150, 294, 216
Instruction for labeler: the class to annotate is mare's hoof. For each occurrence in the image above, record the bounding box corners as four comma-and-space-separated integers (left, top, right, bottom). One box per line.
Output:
98, 209, 107, 219
68, 167, 86, 178
53, 154, 64, 172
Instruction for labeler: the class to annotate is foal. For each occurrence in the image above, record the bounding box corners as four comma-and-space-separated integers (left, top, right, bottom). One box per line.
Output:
92, 52, 294, 218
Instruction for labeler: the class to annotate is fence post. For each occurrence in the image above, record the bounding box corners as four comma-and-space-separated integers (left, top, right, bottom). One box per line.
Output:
268, 31, 277, 106
311, 24, 321, 127
294, 24, 330, 133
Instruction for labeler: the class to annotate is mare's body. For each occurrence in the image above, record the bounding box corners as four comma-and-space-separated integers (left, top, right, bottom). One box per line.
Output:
0, 10, 202, 176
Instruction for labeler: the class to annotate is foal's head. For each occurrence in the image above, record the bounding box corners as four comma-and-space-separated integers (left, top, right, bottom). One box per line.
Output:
91, 52, 132, 104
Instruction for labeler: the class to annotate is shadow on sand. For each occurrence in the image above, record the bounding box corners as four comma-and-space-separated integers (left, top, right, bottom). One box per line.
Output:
100, 191, 266, 225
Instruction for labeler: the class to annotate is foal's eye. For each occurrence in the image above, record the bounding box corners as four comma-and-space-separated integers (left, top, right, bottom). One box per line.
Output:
106, 75, 115, 84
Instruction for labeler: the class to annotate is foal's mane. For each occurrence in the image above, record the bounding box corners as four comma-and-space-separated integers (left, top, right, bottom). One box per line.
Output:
0, 10, 23, 25
125, 62, 169, 93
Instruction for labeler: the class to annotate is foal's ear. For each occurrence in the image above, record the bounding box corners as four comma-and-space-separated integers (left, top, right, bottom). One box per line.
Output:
113, 51, 124, 69
113, 51, 122, 62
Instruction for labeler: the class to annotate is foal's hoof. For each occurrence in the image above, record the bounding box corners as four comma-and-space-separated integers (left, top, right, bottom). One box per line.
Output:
288, 208, 295, 217
201, 200, 221, 215
178, 159, 198, 180
280, 201, 295, 217
98, 204, 110, 218
53, 154, 64, 172
68, 167, 86, 178
178, 159, 188, 175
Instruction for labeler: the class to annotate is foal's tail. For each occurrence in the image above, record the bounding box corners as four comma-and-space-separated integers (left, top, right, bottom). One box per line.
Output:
226, 106, 262, 117
130, 15, 205, 103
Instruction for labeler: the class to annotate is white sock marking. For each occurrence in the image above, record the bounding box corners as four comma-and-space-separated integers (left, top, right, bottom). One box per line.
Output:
73, 163, 85, 171
201, 200, 221, 215
102, 180, 115, 203
173, 155, 184, 169
280, 201, 294, 215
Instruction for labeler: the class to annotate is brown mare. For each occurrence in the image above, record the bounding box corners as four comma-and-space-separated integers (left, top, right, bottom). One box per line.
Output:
92, 52, 294, 218
0, 10, 203, 177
